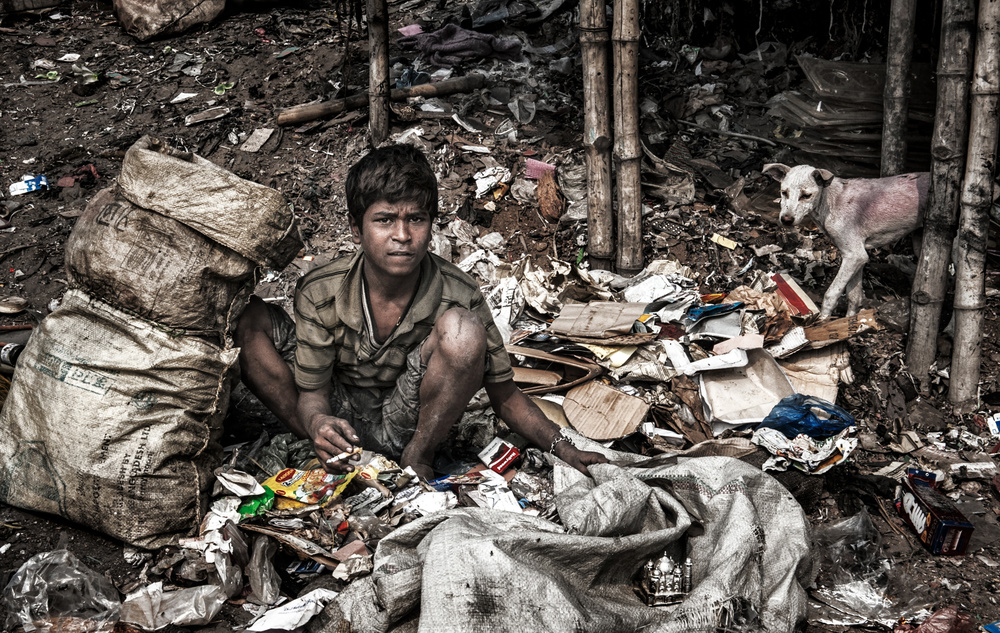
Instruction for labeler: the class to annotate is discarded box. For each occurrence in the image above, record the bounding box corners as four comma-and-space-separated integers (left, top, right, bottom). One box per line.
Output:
479, 437, 520, 474
895, 471, 974, 555
563, 380, 650, 440
700, 349, 796, 434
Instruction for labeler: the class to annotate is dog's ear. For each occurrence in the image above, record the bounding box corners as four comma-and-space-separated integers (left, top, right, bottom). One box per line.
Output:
762, 163, 790, 181
813, 169, 835, 187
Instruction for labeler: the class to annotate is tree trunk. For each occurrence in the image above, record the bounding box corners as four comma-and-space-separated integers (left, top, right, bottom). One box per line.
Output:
367, 0, 390, 144
950, 0, 1000, 411
881, 0, 917, 176
907, 0, 975, 385
612, 0, 642, 275
581, 0, 614, 270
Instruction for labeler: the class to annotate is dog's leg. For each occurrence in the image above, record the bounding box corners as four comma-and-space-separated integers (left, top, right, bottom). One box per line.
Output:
845, 266, 865, 316
821, 249, 868, 319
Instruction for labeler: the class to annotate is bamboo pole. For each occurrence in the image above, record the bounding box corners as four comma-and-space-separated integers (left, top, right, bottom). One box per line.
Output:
367, 0, 390, 143
950, 0, 1000, 410
276, 75, 487, 126
907, 0, 975, 385
881, 0, 917, 176
612, 0, 642, 275
580, 0, 614, 270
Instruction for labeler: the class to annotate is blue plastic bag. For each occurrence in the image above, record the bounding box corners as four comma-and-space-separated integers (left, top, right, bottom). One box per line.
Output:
758, 394, 856, 439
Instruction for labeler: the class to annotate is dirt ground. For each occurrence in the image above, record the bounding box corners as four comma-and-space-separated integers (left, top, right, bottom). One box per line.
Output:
3, 0, 1000, 630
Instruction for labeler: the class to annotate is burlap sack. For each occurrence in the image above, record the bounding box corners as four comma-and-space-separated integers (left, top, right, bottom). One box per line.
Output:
64, 136, 301, 334
113, 0, 224, 41
0, 290, 239, 549
115, 136, 301, 270
65, 187, 257, 334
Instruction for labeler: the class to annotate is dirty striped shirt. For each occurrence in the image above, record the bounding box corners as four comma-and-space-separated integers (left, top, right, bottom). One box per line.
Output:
293, 251, 514, 390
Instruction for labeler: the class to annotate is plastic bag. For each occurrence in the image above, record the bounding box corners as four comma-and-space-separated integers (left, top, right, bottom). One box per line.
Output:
810, 510, 933, 627
758, 393, 856, 438
2, 549, 121, 632
119, 582, 226, 630
247, 536, 281, 606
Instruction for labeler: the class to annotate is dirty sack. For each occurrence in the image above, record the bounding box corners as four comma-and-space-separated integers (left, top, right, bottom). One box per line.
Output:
65, 136, 300, 334
0, 136, 302, 549
113, 0, 224, 41
320, 453, 813, 633
398, 24, 522, 67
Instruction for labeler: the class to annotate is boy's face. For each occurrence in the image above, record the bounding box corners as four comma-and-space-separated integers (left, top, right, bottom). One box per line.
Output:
351, 200, 432, 281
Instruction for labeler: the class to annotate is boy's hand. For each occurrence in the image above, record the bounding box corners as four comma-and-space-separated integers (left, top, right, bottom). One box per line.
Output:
553, 442, 609, 475
306, 414, 362, 473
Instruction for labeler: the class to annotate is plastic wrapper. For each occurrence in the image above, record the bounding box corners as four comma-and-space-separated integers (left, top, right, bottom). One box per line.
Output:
752, 426, 857, 474
246, 588, 339, 632
263, 467, 355, 506
247, 536, 281, 606
809, 510, 933, 627
2, 549, 121, 633
119, 582, 227, 630
758, 394, 856, 438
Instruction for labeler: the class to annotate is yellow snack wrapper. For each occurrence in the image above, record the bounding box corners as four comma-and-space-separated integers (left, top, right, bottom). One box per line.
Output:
263, 467, 356, 506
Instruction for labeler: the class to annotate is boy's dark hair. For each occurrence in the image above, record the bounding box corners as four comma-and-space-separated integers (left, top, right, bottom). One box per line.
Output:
346, 145, 438, 229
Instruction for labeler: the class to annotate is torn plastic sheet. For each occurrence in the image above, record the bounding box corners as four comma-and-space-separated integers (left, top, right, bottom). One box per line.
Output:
246, 588, 339, 632
2, 549, 121, 633
332, 554, 375, 582
752, 426, 858, 475
120, 582, 227, 630
810, 511, 934, 627
214, 468, 264, 497
248, 536, 281, 606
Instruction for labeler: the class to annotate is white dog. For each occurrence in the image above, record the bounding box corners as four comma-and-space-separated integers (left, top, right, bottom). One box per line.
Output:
763, 163, 930, 319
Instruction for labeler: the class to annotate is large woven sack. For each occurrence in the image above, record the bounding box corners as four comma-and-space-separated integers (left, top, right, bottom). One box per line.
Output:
0, 289, 239, 549
113, 0, 224, 41
64, 135, 301, 334
65, 187, 257, 334
116, 136, 301, 270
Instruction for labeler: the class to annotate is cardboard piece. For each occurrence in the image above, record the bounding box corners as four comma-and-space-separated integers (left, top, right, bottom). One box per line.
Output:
700, 349, 796, 434
549, 302, 647, 339
777, 343, 852, 403
512, 367, 562, 386
563, 381, 650, 441
804, 309, 878, 347
506, 344, 602, 394
771, 273, 819, 317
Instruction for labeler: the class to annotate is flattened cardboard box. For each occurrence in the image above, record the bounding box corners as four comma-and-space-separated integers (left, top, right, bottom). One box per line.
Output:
563, 381, 650, 441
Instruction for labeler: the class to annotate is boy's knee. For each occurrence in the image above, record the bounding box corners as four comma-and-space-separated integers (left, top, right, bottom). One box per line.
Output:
425, 308, 487, 367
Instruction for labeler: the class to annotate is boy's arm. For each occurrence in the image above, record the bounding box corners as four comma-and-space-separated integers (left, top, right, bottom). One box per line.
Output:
484, 379, 608, 474
297, 383, 361, 473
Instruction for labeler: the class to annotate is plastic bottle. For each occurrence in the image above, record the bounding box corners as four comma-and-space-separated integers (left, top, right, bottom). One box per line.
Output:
1, 342, 24, 368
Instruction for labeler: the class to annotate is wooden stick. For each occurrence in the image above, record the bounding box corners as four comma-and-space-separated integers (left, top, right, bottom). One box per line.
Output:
881, 0, 917, 176
367, 0, 390, 143
613, 0, 643, 275
277, 75, 487, 127
907, 0, 975, 386
580, 0, 614, 270
950, 0, 1000, 410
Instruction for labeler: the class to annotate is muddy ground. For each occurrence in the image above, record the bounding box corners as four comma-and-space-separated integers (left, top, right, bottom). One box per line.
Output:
2, 0, 1000, 630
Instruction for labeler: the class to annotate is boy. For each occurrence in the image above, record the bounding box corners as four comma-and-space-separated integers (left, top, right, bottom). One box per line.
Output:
237, 145, 606, 479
